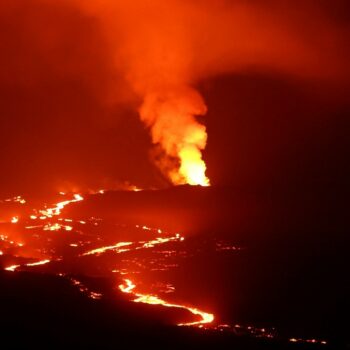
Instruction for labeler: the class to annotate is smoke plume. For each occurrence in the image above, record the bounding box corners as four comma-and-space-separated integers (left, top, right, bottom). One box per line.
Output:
25, 0, 350, 185
69, 0, 349, 185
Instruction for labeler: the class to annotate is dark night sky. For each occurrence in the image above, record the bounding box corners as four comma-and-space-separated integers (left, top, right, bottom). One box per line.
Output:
0, 0, 349, 196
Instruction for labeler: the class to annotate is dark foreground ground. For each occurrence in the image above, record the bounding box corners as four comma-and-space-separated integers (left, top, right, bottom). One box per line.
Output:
1, 270, 343, 350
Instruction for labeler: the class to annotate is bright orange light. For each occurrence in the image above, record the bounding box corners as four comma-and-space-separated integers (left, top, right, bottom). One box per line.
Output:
5, 264, 20, 272
140, 88, 210, 187
119, 279, 136, 293
40, 194, 83, 217
11, 216, 19, 224
119, 278, 214, 327
82, 242, 133, 256
43, 223, 73, 231
179, 146, 210, 186
25, 259, 51, 267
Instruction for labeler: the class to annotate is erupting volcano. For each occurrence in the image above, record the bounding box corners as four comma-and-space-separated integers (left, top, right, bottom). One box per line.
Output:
0, 0, 348, 348
139, 87, 210, 187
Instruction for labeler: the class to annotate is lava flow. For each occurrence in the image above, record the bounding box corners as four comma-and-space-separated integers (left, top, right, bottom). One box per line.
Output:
5, 259, 51, 272
0, 191, 215, 328
0, 191, 328, 346
119, 278, 214, 326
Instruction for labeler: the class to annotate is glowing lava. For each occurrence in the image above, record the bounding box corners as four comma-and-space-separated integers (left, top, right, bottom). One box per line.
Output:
0, 191, 327, 345
11, 216, 19, 223
82, 242, 133, 256
5, 264, 20, 272
81, 234, 184, 257
179, 145, 210, 187
119, 278, 214, 326
39, 194, 83, 217
5, 259, 51, 272
1, 191, 213, 329
139, 88, 210, 187
25, 259, 51, 267
43, 223, 73, 231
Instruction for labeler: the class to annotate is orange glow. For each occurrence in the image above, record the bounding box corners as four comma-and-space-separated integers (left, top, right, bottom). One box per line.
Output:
67, 277, 103, 300
126, 185, 143, 192
5, 264, 20, 272
43, 223, 73, 231
119, 278, 136, 293
82, 242, 133, 256
82, 233, 184, 257
140, 88, 210, 187
26, 259, 51, 267
139, 235, 183, 249
0, 191, 330, 344
11, 216, 19, 223
119, 278, 214, 326
4, 196, 26, 204
179, 145, 209, 186
39, 194, 83, 218
289, 338, 327, 345
5, 259, 51, 272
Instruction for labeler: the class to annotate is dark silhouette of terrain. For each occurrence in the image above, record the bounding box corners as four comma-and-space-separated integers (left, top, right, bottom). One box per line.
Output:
0, 270, 340, 349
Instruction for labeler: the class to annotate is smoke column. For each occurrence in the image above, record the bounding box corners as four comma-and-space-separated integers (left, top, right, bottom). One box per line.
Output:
62, 0, 348, 185
139, 87, 209, 186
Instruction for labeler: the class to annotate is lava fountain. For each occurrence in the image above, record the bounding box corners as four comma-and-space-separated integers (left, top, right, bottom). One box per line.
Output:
140, 87, 210, 187
119, 278, 214, 326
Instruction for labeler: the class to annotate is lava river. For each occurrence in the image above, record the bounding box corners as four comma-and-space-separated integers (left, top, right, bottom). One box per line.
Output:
0, 191, 328, 346
0, 192, 214, 327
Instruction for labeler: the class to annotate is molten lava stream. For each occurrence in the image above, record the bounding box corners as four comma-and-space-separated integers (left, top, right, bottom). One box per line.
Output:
2, 192, 215, 329
119, 278, 214, 327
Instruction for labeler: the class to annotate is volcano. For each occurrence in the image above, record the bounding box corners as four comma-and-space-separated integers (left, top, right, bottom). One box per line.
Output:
1, 0, 349, 348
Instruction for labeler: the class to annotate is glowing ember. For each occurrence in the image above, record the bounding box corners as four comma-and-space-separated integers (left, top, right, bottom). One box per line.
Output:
5, 259, 51, 272
119, 278, 214, 326
132, 187, 142, 192
25, 259, 51, 267
11, 216, 19, 223
3, 196, 26, 204
5, 264, 20, 272
119, 278, 136, 293
140, 236, 183, 249
289, 338, 327, 345
2, 192, 213, 329
43, 223, 73, 231
39, 194, 83, 217
82, 234, 184, 257
82, 242, 133, 256
66, 277, 103, 300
